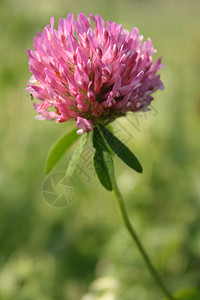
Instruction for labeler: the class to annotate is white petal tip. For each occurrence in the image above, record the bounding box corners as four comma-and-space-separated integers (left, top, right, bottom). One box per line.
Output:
77, 129, 85, 135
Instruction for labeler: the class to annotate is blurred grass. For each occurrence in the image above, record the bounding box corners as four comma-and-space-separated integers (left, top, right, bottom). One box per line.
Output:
0, 0, 200, 299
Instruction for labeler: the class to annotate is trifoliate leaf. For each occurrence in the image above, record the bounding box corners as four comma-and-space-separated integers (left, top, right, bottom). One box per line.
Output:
93, 127, 114, 191
99, 125, 143, 173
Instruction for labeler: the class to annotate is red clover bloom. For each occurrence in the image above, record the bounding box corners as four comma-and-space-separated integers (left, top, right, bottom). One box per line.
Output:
27, 13, 164, 134
26, 15, 179, 300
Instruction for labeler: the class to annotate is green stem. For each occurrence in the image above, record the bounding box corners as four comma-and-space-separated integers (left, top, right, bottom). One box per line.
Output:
96, 124, 175, 299
112, 180, 176, 300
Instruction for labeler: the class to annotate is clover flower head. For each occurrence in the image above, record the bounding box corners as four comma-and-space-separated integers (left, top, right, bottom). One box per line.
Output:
27, 13, 164, 134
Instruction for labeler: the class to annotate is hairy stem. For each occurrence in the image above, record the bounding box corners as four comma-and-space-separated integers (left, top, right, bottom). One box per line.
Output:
96, 124, 175, 299
112, 181, 176, 300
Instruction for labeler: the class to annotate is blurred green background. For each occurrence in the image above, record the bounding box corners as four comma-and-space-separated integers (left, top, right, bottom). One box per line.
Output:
0, 0, 200, 299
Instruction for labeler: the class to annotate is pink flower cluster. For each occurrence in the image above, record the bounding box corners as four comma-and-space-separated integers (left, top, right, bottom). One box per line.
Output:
27, 13, 164, 134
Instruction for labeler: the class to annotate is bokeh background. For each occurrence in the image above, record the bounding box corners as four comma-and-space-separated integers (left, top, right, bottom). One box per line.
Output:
0, 0, 200, 299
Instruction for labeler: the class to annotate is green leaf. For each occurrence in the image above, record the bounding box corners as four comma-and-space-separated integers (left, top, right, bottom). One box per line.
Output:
45, 128, 80, 174
99, 125, 143, 173
163, 287, 200, 300
93, 127, 114, 191
93, 126, 108, 152
66, 133, 89, 177
93, 151, 113, 191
